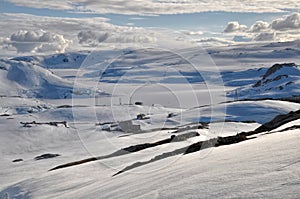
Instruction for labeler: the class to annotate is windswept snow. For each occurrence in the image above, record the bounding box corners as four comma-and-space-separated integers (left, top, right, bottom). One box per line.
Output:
0, 41, 300, 198
0, 59, 106, 99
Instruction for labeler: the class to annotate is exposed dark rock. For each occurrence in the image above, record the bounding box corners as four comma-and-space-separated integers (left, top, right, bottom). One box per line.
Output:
286, 81, 294, 86
273, 75, 288, 81
20, 121, 68, 128
171, 131, 200, 142
215, 134, 247, 146
34, 153, 60, 160
167, 113, 176, 118
173, 124, 207, 133
253, 80, 262, 88
49, 131, 200, 171
113, 147, 188, 177
253, 63, 297, 88
136, 113, 150, 120
57, 105, 73, 109
114, 135, 250, 176
184, 142, 203, 154
12, 159, 23, 162
255, 110, 300, 133
50, 110, 300, 175
0, 114, 11, 117
276, 125, 300, 132
49, 157, 97, 171
113, 110, 300, 176
263, 63, 297, 79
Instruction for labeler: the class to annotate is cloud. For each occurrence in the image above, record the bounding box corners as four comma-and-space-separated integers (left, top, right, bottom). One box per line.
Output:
271, 13, 300, 30
182, 30, 203, 36
253, 32, 276, 41
224, 13, 300, 33
78, 31, 109, 46
223, 13, 300, 43
0, 13, 158, 54
9, 30, 71, 53
250, 21, 270, 32
0, 13, 109, 36
77, 30, 156, 46
224, 22, 247, 33
5, 0, 300, 15
195, 37, 235, 46
0, 37, 10, 45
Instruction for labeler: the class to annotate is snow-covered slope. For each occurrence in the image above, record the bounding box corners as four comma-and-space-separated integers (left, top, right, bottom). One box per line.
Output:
209, 39, 300, 61
226, 63, 300, 99
12, 52, 88, 69
173, 99, 300, 124
0, 42, 300, 198
0, 113, 299, 198
0, 59, 104, 99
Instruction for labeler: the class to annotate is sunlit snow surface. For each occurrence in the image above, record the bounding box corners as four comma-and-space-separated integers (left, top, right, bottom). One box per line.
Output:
0, 40, 300, 198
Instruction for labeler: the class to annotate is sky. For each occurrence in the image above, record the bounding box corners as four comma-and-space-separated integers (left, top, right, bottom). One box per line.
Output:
0, 0, 300, 56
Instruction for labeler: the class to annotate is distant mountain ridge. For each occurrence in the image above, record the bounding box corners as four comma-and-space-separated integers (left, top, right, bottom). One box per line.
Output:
0, 58, 105, 99
226, 63, 300, 100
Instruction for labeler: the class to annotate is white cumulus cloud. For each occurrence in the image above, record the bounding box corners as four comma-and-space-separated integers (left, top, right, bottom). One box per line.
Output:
224, 22, 247, 33
182, 30, 203, 36
253, 32, 276, 41
250, 21, 270, 32
77, 30, 156, 46
271, 13, 300, 30
9, 30, 71, 53
223, 13, 300, 43
0, 14, 159, 54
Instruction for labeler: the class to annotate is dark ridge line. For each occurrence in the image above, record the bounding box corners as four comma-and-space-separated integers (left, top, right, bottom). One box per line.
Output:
264, 125, 300, 135
49, 132, 200, 171
276, 125, 300, 132
262, 63, 297, 80
113, 110, 300, 176
235, 110, 300, 138
56, 105, 88, 109
113, 134, 253, 176
112, 147, 189, 177
49, 157, 98, 171
51, 109, 300, 174
253, 109, 300, 133
176, 122, 209, 128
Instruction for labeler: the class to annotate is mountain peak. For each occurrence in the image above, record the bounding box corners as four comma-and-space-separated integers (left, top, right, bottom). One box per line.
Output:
262, 63, 298, 80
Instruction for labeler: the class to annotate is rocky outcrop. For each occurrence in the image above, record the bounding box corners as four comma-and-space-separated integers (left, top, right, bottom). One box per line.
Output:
254, 109, 300, 133
34, 153, 60, 160
263, 63, 297, 79
253, 63, 298, 88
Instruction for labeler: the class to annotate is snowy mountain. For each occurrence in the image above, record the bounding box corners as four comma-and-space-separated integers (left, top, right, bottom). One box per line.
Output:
0, 59, 105, 99
0, 43, 300, 198
226, 63, 300, 99
12, 52, 88, 69
252, 63, 299, 93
